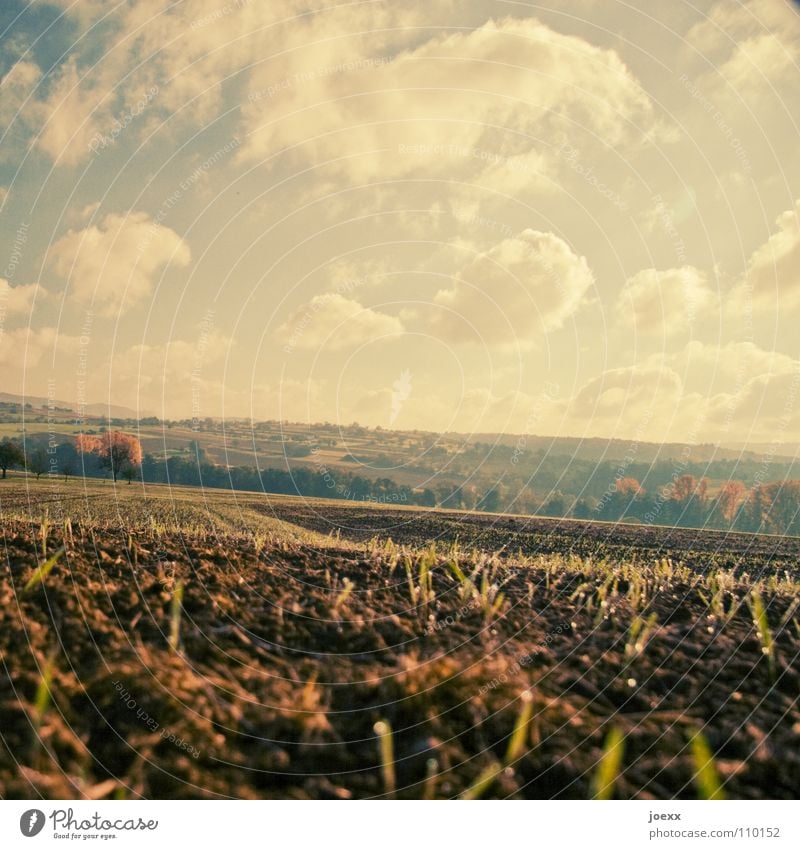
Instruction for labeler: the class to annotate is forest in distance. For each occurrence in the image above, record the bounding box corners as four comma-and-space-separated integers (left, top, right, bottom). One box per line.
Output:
2, 411, 800, 537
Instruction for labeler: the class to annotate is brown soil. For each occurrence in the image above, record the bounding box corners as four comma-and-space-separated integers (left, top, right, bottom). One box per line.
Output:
1, 483, 798, 799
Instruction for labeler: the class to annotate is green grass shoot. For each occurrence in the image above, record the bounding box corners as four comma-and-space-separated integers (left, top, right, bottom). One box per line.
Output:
748, 589, 776, 681
461, 761, 504, 800
463, 690, 535, 799
23, 546, 66, 595
169, 580, 184, 651
591, 726, 626, 800
689, 730, 726, 800
374, 719, 396, 798
505, 689, 534, 763
422, 757, 439, 800
33, 656, 56, 729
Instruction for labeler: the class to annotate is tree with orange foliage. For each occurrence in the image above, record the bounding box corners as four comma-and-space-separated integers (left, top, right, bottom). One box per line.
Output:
715, 480, 747, 526
670, 474, 708, 504
596, 476, 645, 521
665, 474, 709, 527
76, 430, 142, 483
615, 477, 642, 496
757, 481, 800, 536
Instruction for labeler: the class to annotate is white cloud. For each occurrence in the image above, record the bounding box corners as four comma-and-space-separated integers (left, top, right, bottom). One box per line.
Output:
717, 32, 799, 95
561, 354, 800, 444
23, 1, 289, 164
28, 1, 467, 167
48, 212, 191, 313
558, 363, 700, 442
653, 340, 798, 396
0, 326, 78, 375
0, 60, 42, 160
706, 369, 800, 438
683, 1, 800, 110
431, 229, 594, 346
617, 266, 717, 338
0, 60, 42, 119
240, 15, 653, 185
278, 294, 404, 352
0, 279, 45, 316
687, 0, 800, 57
732, 198, 800, 312
93, 329, 229, 417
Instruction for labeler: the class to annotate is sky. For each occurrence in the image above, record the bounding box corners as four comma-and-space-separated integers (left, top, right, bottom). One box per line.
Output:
1, 0, 799, 445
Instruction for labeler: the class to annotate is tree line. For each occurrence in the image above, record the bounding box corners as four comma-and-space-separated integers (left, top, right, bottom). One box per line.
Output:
583, 474, 800, 536
2, 433, 799, 536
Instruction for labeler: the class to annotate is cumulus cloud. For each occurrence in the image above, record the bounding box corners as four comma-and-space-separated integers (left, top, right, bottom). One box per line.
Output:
20, 0, 286, 164
654, 341, 798, 393
0, 59, 42, 160
732, 198, 800, 312
687, 0, 800, 59
556, 363, 700, 442
0, 326, 78, 377
278, 294, 404, 352
91, 328, 229, 418
0, 60, 42, 118
28, 1, 466, 166
717, 32, 799, 94
617, 266, 718, 338
706, 369, 800, 438
240, 15, 653, 184
562, 354, 800, 444
683, 0, 800, 115
0, 279, 45, 316
431, 229, 594, 346
48, 212, 191, 313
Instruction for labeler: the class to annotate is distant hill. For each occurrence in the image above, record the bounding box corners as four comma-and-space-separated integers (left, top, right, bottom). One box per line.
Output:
2, 393, 797, 466
454, 432, 800, 464
0, 392, 153, 421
